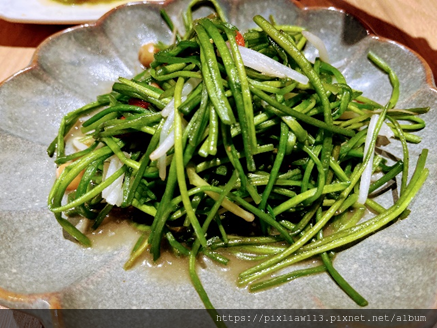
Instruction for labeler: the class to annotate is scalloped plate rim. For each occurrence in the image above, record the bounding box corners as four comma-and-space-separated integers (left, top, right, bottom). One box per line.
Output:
1, 0, 435, 91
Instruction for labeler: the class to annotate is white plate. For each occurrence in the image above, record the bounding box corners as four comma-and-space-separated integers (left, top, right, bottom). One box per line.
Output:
0, 0, 151, 25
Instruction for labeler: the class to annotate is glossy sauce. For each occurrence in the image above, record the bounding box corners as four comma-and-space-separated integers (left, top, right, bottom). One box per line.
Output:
87, 216, 262, 285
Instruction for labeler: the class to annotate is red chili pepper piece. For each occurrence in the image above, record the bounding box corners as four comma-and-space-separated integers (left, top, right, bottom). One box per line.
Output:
128, 98, 150, 109
235, 31, 245, 47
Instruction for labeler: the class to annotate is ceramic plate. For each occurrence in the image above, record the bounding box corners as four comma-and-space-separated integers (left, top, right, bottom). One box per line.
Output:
0, 0, 150, 25
0, 0, 436, 326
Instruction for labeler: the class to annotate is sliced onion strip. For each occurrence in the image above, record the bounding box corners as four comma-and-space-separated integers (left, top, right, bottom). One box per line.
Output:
150, 109, 175, 180
161, 78, 201, 117
301, 30, 330, 63
237, 45, 309, 84
102, 155, 125, 206
358, 114, 379, 204
150, 111, 188, 180
72, 137, 89, 151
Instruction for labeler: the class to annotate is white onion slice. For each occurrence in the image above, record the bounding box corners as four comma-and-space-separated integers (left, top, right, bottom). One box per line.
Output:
161, 98, 176, 118
152, 107, 189, 180
156, 110, 175, 180
72, 137, 89, 151
161, 109, 175, 137
150, 110, 175, 180
182, 78, 201, 96
358, 114, 379, 204
301, 30, 330, 64
102, 155, 125, 207
150, 117, 176, 161
158, 154, 167, 181
161, 78, 201, 117
150, 130, 175, 160
237, 45, 309, 84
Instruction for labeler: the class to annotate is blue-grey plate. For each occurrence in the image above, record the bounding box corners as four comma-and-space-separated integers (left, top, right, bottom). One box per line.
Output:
0, 0, 436, 325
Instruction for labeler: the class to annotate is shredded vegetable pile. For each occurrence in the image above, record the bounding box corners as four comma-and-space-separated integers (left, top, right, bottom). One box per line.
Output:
47, 0, 429, 317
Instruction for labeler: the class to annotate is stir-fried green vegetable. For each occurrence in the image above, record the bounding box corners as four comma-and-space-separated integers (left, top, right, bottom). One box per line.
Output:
47, 0, 429, 321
